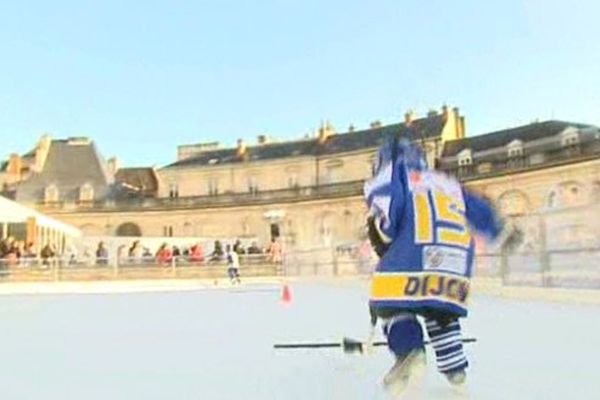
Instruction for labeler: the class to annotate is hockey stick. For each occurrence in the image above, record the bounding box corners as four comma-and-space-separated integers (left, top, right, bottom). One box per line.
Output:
274, 337, 477, 354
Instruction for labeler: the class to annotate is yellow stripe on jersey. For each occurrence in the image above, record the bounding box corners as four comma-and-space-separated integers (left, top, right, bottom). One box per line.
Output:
370, 272, 470, 306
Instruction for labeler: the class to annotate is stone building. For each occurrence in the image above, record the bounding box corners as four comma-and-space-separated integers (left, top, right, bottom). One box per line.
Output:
1, 106, 599, 252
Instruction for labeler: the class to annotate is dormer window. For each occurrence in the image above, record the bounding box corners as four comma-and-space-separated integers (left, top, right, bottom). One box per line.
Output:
561, 129, 580, 147
456, 149, 473, 177
44, 184, 59, 203
457, 149, 472, 166
79, 183, 94, 202
507, 139, 523, 157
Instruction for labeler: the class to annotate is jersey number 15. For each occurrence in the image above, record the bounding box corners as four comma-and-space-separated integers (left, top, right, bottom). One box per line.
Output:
413, 190, 471, 248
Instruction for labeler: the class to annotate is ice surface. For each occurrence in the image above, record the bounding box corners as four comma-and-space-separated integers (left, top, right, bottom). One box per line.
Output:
0, 280, 598, 399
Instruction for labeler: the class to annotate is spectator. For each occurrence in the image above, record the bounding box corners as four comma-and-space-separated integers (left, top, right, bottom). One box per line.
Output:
172, 245, 181, 261
0, 237, 14, 258
22, 242, 36, 267
40, 243, 56, 268
233, 239, 245, 255
247, 242, 262, 255
128, 240, 144, 264
189, 243, 204, 263
210, 240, 224, 261
4, 242, 19, 267
267, 237, 282, 264
156, 243, 173, 265
96, 241, 109, 266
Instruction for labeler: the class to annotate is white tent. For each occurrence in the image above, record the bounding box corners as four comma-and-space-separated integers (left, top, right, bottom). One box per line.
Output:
0, 195, 80, 238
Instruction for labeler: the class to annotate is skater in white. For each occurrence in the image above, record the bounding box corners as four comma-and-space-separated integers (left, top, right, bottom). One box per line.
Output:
364, 138, 520, 396
226, 244, 241, 284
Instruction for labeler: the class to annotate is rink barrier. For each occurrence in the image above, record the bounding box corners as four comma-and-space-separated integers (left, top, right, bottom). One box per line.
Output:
0, 246, 599, 291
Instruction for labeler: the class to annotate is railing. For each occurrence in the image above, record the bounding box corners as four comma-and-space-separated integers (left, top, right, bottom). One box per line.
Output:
475, 247, 600, 289
441, 140, 600, 181
2, 246, 599, 289
0, 246, 373, 283
0, 254, 284, 282
38, 180, 365, 212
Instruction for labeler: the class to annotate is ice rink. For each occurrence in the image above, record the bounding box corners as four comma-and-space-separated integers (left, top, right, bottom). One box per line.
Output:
0, 280, 598, 399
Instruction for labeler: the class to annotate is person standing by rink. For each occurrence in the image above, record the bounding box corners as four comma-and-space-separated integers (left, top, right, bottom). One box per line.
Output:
364, 138, 520, 396
226, 244, 241, 284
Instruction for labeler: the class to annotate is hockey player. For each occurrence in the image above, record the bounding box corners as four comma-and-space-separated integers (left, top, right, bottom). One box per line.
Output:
364, 138, 520, 396
226, 244, 241, 284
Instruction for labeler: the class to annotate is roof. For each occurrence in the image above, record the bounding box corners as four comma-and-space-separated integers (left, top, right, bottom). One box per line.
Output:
14, 139, 113, 203
442, 120, 593, 157
164, 115, 445, 169
115, 167, 159, 193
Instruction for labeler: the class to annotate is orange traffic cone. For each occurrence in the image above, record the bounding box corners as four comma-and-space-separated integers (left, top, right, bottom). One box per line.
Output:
281, 283, 292, 304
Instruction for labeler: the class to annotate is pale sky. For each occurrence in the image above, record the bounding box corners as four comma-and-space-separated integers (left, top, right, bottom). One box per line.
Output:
1, 0, 599, 167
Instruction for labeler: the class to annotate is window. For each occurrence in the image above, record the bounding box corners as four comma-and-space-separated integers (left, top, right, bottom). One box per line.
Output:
169, 183, 179, 199
44, 184, 59, 203
561, 130, 580, 156
547, 191, 558, 208
248, 176, 259, 194
457, 149, 473, 176
507, 140, 523, 158
457, 149, 472, 166
288, 173, 299, 189
508, 148, 523, 157
323, 160, 343, 184
561, 133, 579, 147
163, 226, 174, 237
208, 178, 219, 196
79, 183, 94, 202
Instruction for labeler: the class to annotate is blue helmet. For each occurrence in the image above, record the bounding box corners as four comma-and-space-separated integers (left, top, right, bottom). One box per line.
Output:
372, 137, 427, 176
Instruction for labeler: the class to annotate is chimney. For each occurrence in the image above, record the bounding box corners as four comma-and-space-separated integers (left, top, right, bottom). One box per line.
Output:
257, 134, 272, 145
6, 154, 22, 181
236, 138, 247, 157
404, 110, 416, 125
106, 157, 120, 176
318, 121, 334, 144
460, 116, 466, 138
370, 120, 382, 129
348, 124, 355, 133
441, 104, 450, 121
33, 134, 52, 172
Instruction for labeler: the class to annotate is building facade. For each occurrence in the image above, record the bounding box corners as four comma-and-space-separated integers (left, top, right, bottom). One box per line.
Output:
2, 106, 599, 252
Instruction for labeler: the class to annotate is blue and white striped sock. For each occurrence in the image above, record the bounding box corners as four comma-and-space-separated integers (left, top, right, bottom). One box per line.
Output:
425, 318, 468, 374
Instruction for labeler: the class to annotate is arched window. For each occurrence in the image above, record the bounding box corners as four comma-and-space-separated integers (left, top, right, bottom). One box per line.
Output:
116, 222, 142, 237
496, 190, 530, 216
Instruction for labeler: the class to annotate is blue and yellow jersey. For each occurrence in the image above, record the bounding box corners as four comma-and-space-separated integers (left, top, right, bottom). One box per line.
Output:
364, 151, 502, 317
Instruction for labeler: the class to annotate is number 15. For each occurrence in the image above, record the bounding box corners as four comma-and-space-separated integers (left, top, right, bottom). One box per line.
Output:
413, 190, 471, 248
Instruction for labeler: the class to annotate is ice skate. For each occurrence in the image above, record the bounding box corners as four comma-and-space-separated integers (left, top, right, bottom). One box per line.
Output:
383, 347, 426, 397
